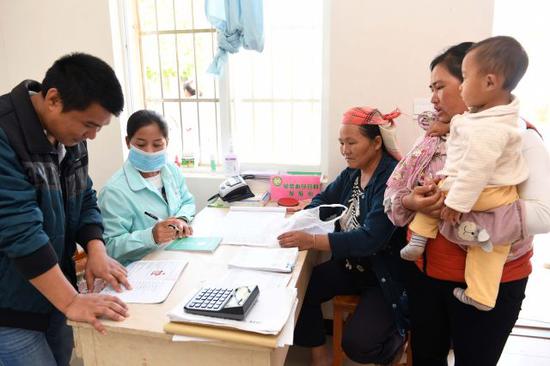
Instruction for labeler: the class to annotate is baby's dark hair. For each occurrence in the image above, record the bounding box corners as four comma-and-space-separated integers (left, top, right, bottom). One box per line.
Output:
467, 36, 528, 91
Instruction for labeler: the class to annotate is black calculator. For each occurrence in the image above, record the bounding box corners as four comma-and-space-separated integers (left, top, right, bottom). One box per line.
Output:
184, 285, 260, 320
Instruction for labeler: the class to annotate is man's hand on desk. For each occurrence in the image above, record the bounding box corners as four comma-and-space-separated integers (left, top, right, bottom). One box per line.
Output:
65, 293, 129, 335
85, 240, 131, 293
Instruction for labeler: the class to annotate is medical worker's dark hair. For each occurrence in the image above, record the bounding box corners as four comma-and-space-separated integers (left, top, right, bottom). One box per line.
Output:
127, 109, 169, 140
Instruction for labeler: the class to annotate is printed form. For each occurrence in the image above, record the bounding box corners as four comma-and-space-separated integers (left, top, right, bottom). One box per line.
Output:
101, 260, 187, 303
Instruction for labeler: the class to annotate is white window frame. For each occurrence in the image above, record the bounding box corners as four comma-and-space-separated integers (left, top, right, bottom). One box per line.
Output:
111, 0, 325, 174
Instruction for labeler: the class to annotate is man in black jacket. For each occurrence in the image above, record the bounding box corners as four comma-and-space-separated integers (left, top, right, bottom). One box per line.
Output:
0, 53, 130, 366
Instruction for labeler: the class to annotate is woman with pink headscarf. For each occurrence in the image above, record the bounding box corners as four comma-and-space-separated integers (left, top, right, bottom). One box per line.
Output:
278, 107, 407, 366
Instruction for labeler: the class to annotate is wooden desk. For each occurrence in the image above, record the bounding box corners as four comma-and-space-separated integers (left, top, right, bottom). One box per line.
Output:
70, 207, 316, 366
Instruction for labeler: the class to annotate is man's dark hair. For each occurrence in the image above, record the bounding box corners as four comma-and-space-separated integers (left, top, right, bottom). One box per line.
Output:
127, 109, 169, 140
41, 52, 124, 116
430, 42, 474, 82
467, 36, 528, 91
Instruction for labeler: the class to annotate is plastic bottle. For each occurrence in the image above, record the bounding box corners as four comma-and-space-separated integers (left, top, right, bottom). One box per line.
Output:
209, 153, 217, 172
223, 143, 239, 177
182, 151, 195, 168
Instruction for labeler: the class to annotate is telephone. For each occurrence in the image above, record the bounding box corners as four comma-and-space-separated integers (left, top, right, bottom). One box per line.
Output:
209, 175, 254, 203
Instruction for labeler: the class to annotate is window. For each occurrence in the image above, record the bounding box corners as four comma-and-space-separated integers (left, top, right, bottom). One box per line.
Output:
122, 0, 323, 169
228, 0, 323, 168
493, 1, 550, 139
130, 0, 220, 166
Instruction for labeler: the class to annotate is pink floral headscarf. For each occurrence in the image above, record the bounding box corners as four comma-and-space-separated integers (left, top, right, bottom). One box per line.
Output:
342, 106, 403, 161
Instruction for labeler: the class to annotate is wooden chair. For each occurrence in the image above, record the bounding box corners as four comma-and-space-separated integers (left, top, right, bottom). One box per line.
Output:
332, 295, 412, 366
73, 248, 87, 274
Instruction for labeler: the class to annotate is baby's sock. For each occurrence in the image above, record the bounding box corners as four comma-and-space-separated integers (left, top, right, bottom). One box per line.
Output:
400, 234, 427, 261
453, 288, 493, 311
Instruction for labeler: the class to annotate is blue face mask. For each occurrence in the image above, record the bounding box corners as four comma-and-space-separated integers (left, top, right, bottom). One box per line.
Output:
128, 145, 167, 173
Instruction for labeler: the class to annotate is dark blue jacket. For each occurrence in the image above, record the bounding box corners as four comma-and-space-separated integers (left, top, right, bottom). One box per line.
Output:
308, 152, 408, 334
0, 80, 104, 331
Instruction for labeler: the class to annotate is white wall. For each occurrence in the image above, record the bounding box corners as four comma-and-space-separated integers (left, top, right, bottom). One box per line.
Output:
0, 0, 125, 189
0, 0, 495, 201
323, 0, 495, 179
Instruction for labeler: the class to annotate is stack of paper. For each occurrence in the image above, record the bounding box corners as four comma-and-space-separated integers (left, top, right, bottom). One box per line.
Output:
170, 299, 298, 348
229, 247, 299, 273
229, 191, 271, 207
240, 169, 279, 180
215, 206, 286, 247
218, 268, 293, 291
167, 287, 297, 335
100, 260, 187, 304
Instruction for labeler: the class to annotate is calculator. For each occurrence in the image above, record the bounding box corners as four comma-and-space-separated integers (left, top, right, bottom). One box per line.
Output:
184, 285, 260, 320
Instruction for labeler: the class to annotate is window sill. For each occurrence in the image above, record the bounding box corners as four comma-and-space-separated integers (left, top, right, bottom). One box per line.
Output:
180, 166, 227, 179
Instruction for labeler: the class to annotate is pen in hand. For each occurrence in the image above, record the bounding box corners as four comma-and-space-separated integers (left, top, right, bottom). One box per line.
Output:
144, 211, 179, 233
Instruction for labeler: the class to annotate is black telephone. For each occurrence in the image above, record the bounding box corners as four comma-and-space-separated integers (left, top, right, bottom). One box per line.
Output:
208, 175, 254, 203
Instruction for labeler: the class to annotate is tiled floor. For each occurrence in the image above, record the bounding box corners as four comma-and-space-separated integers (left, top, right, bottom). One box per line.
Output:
284, 338, 450, 366
285, 237, 550, 366
499, 235, 550, 366
284, 337, 416, 366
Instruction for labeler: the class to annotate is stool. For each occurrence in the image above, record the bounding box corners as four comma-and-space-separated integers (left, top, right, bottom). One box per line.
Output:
73, 248, 87, 293
73, 248, 87, 274
332, 295, 412, 366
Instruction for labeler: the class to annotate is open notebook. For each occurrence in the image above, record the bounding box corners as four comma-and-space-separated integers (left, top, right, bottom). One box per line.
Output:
165, 237, 222, 253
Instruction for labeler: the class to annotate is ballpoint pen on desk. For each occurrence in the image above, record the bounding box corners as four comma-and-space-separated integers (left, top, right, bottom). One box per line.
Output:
144, 211, 179, 233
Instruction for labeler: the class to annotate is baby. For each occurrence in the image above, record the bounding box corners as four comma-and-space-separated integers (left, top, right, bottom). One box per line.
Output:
404, 36, 529, 311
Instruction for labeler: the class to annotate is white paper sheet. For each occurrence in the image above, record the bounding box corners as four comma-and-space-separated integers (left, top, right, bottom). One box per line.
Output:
167, 287, 296, 335
172, 334, 215, 342
101, 260, 187, 304
213, 206, 286, 247
276, 299, 298, 347
228, 247, 299, 273
216, 268, 292, 292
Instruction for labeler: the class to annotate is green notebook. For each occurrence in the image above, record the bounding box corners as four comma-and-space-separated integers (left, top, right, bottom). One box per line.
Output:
165, 237, 222, 253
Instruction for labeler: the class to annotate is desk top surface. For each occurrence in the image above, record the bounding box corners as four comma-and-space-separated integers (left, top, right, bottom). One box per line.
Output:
70, 207, 308, 340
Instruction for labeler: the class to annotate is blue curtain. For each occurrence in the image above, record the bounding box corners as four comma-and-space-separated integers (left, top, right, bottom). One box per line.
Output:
205, 0, 264, 76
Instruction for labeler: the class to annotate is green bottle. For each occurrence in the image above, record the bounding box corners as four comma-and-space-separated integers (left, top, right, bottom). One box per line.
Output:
210, 153, 217, 172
